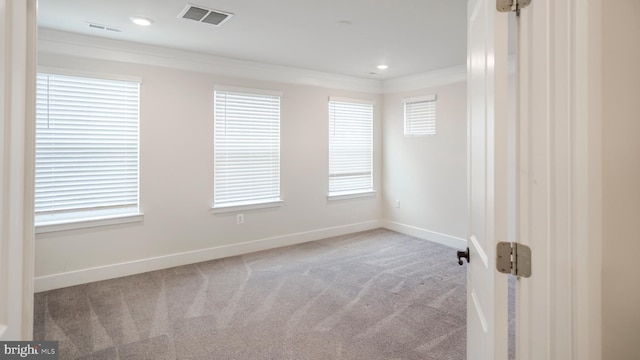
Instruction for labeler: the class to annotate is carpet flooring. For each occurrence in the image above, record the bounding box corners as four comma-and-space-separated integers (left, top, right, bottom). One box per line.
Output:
33, 229, 468, 360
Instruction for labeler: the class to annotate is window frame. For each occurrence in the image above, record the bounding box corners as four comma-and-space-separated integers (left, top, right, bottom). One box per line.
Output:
34, 69, 143, 233
327, 96, 376, 200
403, 94, 437, 137
212, 85, 283, 213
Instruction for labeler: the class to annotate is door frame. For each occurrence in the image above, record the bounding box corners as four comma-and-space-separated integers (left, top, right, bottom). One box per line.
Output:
516, 0, 601, 359
0, 0, 36, 340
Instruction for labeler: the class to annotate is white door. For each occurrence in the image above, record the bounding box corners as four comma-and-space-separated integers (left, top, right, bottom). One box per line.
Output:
0, 0, 36, 340
466, 0, 601, 358
466, 0, 510, 358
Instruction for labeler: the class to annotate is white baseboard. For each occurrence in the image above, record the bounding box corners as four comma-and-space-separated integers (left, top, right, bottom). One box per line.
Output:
34, 220, 383, 292
382, 221, 467, 249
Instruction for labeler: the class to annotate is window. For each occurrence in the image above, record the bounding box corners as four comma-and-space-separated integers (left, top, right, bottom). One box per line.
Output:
213, 87, 281, 209
328, 97, 374, 197
404, 95, 437, 136
35, 72, 140, 226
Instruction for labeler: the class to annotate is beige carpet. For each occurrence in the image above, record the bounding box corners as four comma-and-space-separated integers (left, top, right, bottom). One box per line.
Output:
33, 229, 467, 359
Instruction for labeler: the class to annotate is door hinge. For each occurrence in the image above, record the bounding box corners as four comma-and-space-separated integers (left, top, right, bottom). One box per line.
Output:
496, 242, 531, 277
497, 0, 532, 15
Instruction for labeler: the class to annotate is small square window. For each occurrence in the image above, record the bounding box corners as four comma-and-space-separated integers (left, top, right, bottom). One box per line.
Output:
404, 95, 437, 136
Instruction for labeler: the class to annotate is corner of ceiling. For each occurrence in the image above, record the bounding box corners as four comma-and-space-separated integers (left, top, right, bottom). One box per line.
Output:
381, 65, 467, 94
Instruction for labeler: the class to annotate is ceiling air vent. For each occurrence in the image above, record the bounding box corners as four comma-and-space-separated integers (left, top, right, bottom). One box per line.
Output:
87, 22, 123, 33
179, 4, 233, 26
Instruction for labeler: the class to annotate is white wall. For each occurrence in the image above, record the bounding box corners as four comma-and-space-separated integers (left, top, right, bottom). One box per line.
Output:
34, 51, 383, 290
34, 30, 471, 291
382, 81, 467, 248
602, 1, 640, 358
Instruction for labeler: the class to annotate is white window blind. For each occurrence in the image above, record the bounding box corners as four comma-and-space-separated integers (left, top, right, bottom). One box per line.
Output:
404, 95, 437, 136
35, 73, 140, 224
328, 98, 374, 195
214, 88, 281, 207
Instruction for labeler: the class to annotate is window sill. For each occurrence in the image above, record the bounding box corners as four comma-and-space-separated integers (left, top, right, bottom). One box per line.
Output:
35, 213, 144, 234
211, 199, 283, 214
327, 190, 377, 201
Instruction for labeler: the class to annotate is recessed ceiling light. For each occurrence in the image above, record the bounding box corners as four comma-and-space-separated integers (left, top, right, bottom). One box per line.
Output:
130, 17, 153, 26
377, 64, 389, 70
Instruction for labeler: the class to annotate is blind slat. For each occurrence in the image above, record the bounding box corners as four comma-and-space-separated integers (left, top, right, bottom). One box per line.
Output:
328, 100, 374, 194
404, 98, 437, 136
35, 72, 140, 221
214, 90, 281, 206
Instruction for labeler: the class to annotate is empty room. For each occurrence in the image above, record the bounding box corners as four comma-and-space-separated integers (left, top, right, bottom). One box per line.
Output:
28, 0, 472, 358
3, 0, 632, 360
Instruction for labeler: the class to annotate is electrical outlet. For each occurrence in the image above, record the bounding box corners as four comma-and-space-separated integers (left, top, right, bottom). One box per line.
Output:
395, 200, 401, 208
236, 214, 244, 224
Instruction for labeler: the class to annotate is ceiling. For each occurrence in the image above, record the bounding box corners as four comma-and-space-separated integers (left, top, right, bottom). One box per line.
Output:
37, 0, 468, 80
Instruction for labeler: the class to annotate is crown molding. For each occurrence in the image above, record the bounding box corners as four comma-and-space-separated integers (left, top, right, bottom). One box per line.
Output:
381, 65, 467, 93
380, 56, 516, 94
38, 29, 479, 95
38, 28, 383, 94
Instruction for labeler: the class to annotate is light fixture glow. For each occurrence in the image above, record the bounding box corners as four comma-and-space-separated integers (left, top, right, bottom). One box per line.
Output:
131, 17, 153, 26
377, 64, 389, 70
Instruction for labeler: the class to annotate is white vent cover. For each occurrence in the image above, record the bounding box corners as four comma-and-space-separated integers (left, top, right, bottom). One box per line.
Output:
87, 22, 123, 33
179, 4, 233, 26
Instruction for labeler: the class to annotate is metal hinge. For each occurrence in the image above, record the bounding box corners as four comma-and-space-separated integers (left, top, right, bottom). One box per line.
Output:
496, 242, 531, 277
497, 0, 532, 15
